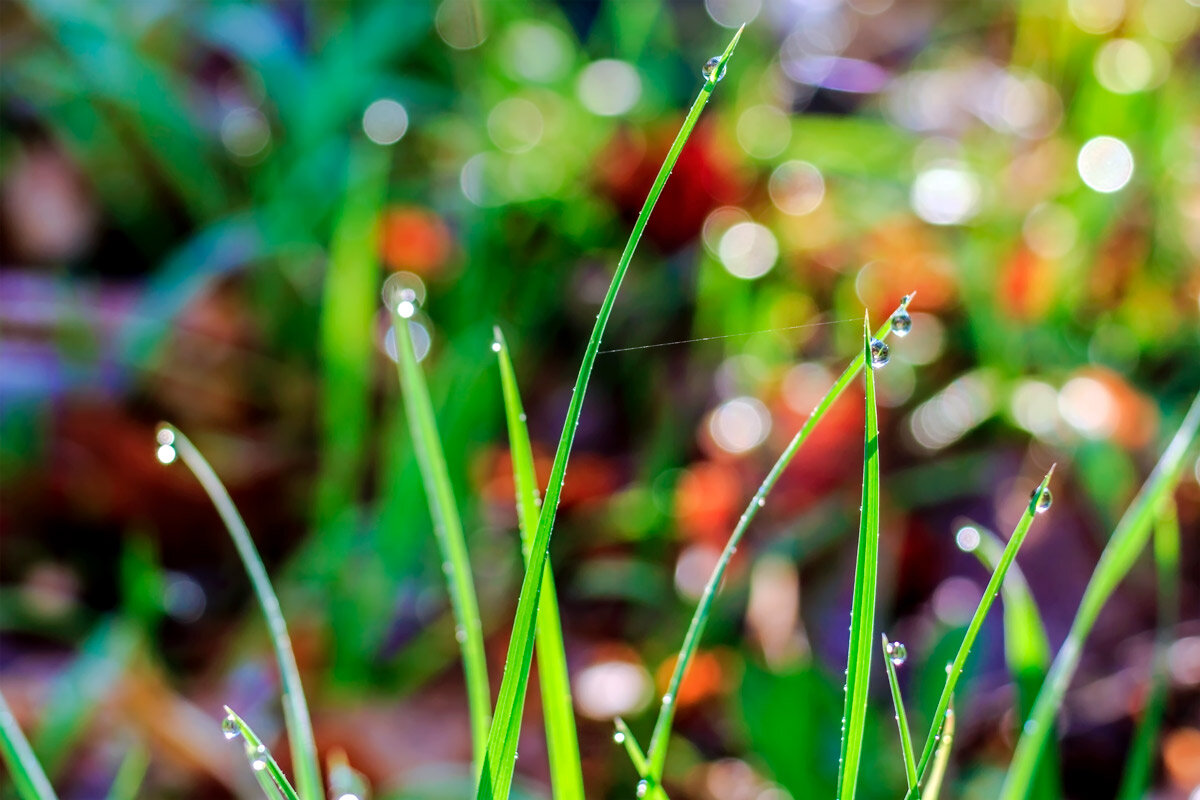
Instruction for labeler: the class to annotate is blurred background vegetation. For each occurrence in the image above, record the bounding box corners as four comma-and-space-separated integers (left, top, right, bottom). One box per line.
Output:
1, 0, 1199, 798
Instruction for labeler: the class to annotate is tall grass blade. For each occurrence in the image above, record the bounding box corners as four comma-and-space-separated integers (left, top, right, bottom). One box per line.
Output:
957, 522, 1060, 799
834, 317, 882, 800
644, 296, 914, 791
388, 308, 491, 772
882, 634, 918, 790
157, 425, 323, 800
918, 706, 955, 800
476, 26, 745, 800
905, 466, 1056, 798
999, 391, 1200, 800
0, 688, 58, 800
1115, 500, 1179, 800
492, 327, 585, 800
222, 707, 301, 800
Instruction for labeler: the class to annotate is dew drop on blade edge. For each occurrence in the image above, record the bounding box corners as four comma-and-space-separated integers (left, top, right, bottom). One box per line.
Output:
1031, 486, 1052, 513
221, 714, 240, 741
869, 338, 890, 369
890, 309, 912, 337
702, 56, 727, 83
886, 640, 908, 667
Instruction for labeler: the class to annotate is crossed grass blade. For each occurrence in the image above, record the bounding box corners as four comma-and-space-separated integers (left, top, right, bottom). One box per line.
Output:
388, 309, 491, 772
904, 466, 1056, 798
918, 706, 955, 800
644, 296, 914, 792
492, 327, 585, 800
157, 425, 323, 800
476, 25, 745, 800
1000, 391, 1200, 800
0, 687, 58, 800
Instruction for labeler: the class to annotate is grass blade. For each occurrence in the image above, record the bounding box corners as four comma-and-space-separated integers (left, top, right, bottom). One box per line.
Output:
157, 426, 323, 800
476, 26, 745, 800
387, 304, 491, 772
918, 706, 955, 800
882, 634, 918, 790
492, 327, 585, 800
999, 391, 1200, 800
327, 747, 372, 800
105, 742, 150, 800
644, 296, 915, 789
222, 707, 302, 800
957, 522, 1060, 799
834, 317, 882, 800
613, 718, 649, 778
905, 466, 1056, 798
1115, 500, 1179, 800
0, 688, 58, 800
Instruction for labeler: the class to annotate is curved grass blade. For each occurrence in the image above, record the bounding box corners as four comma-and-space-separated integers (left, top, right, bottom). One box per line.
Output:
0, 687, 58, 800
157, 426, 323, 800
105, 742, 150, 800
476, 26, 745, 800
882, 634, 918, 790
388, 307, 491, 773
1115, 500, 1179, 800
957, 522, 1060, 799
327, 747, 372, 800
644, 296, 914, 790
492, 327, 585, 800
999, 391, 1200, 800
904, 466, 1056, 799
613, 718, 650, 779
834, 317, 882, 800
222, 707, 301, 800
918, 706, 955, 800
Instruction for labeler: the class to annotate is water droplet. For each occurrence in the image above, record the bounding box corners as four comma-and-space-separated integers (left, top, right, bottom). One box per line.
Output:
455, 625, 467, 643
890, 309, 912, 337
702, 56, 727, 83
756, 497, 765, 507
613, 731, 626, 745
491, 340, 502, 353
661, 693, 673, 706
382, 275, 420, 318
869, 338, 890, 369
1031, 486, 1052, 513
886, 640, 908, 667
156, 444, 177, 464
636, 779, 649, 798
221, 713, 240, 740
155, 426, 175, 446
249, 744, 268, 771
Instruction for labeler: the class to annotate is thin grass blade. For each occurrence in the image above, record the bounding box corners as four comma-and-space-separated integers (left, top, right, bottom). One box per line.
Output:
0, 688, 58, 800
1000, 391, 1200, 800
882, 634, 918, 790
957, 522, 1060, 799
918, 707, 955, 800
105, 743, 150, 800
222, 707, 301, 800
388, 307, 491, 772
613, 718, 649, 778
476, 26, 745, 800
327, 747, 372, 800
492, 327, 585, 800
834, 317, 882, 800
905, 466, 1056, 798
644, 297, 915, 790
157, 426, 323, 800
1115, 499, 1179, 800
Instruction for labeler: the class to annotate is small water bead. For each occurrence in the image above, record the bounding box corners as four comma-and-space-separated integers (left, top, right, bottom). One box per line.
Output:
636, 779, 649, 798
869, 338, 890, 369
156, 444, 177, 464
1031, 486, 1052, 513
886, 640, 908, 668
155, 426, 175, 446
890, 309, 912, 338
702, 56, 727, 83
249, 744, 268, 771
382, 275, 420, 318
491, 340, 502, 353
613, 731, 626, 745
221, 713, 240, 741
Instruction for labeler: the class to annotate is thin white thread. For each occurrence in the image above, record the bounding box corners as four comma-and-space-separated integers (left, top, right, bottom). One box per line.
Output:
598, 317, 859, 354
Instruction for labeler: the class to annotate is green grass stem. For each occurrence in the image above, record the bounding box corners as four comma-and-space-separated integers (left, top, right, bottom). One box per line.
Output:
999, 391, 1200, 800
882, 634, 918, 790
388, 309, 491, 773
222, 707, 301, 800
613, 718, 650, 780
492, 327, 585, 800
158, 425, 323, 800
918, 706, 955, 800
475, 26, 745, 800
0, 687, 58, 800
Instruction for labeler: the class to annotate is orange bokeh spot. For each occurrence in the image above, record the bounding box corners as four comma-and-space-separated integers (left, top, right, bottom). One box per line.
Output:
655, 649, 727, 708
379, 206, 452, 274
